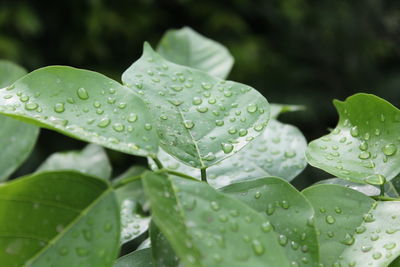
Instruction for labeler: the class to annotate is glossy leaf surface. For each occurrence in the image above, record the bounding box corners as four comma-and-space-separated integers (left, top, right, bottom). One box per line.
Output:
0, 171, 120, 266
0, 66, 158, 157
142, 171, 290, 267
303, 184, 400, 267
149, 119, 307, 187
0, 60, 39, 181
316, 177, 380, 196
157, 27, 234, 79
123, 44, 270, 169
221, 177, 319, 266
37, 144, 112, 179
307, 93, 400, 184
149, 221, 180, 267
114, 248, 153, 267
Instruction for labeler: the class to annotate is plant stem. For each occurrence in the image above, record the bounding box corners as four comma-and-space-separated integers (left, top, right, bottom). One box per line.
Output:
152, 156, 164, 170
380, 184, 385, 196
372, 195, 400, 201
113, 174, 142, 189
164, 170, 198, 181
201, 168, 207, 183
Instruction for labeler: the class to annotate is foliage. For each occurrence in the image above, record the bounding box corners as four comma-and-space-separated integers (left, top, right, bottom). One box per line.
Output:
1, 27, 400, 267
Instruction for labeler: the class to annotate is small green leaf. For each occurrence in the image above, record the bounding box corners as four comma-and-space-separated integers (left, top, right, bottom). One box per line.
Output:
307, 93, 400, 184
149, 119, 307, 186
157, 27, 234, 79
316, 177, 380, 196
0, 66, 159, 157
303, 184, 400, 267
142, 171, 291, 267
221, 177, 319, 266
37, 144, 112, 179
0, 171, 120, 266
149, 221, 180, 267
0, 60, 39, 181
114, 166, 150, 245
114, 248, 153, 267
270, 103, 305, 119
123, 44, 270, 169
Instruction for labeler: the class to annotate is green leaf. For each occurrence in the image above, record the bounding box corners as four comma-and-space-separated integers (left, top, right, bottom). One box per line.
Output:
316, 177, 380, 196
0, 171, 120, 266
123, 44, 270, 169
114, 166, 150, 245
157, 27, 234, 79
306, 93, 400, 184
142, 171, 291, 267
149, 119, 307, 186
114, 248, 153, 267
0, 60, 39, 181
0, 66, 159, 157
37, 144, 112, 179
220, 177, 319, 266
303, 184, 400, 267
149, 221, 180, 267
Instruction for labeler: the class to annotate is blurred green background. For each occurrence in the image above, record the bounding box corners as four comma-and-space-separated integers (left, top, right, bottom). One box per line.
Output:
2, 0, 400, 186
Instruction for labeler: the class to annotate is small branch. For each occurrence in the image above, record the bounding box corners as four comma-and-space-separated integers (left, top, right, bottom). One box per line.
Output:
164, 170, 198, 181
201, 168, 207, 183
380, 184, 385, 197
113, 174, 142, 189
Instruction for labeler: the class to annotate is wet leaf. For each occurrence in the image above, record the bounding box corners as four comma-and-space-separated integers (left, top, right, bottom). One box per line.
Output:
0, 60, 39, 181
149, 221, 180, 267
315, 178, 380, 196
149, 119, 307, 187
37, 144, 112, 179
270, 103, 305, 119
307, 93, 400, 184
157, 27, 234, 79
0, 171, 120, 266
221, 177, 319, 266
123, 44, 270, 169
303, 184, 400, 267
142, 171, 291, 267
115, 248, 153, 267
0, 66, 159, 157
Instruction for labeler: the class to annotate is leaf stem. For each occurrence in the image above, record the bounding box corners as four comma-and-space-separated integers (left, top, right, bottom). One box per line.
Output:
380, 184, 385, 197
112, 174, 142, 189
371, 195, 400, 201
152, 156, 164, 170
201, 168, 207, 183
163, 170, 198, 181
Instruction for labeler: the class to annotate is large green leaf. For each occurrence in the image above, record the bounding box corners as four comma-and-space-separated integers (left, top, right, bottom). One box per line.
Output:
0, 60, 39, 181
0, 66, 159, 157
142, 171, 291, 267
157, 27, 234, 79
303, 184, 400, 267
149, 221, 180, 267
37, 144, 112, 179
307, 93, 400, 184
114, 166, 150, 245
123, 44, 270, 169
0, 171, 120, 266
114, 248, 153, 267
220, 177, 319, 266
149, 119, 307, 186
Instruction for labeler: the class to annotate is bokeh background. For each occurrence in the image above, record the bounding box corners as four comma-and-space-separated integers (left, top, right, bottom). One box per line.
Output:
2, 0, 400, 187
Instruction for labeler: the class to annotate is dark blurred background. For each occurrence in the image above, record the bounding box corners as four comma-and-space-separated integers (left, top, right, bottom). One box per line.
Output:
2, 0, 400, 186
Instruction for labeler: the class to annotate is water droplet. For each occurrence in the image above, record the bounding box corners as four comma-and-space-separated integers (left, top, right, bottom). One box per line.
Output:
361, 245, 372, 252
372, 252, 382, 260
97, 118, 111, 128
215, 120, 224, 126
355, 226, 366, 234
252, 239, 265, 255
112, 123, 125, 132
281, 200, 290, 209
254, 191, 261, 199
359, 141, 368, 151
75, 247, 89, 256
203, 152, 216, 161
350, 126, 360, 137
228, 127, 237, 134
383, 143, 397, 156
239, 129, 248, 137
170, 85, 183, 91
54, 103, 65, 113
221, 143, 234, 154
144, 123, 152, 130
210, 201, 220, 211
341, 233, 355, 245
284, 151, 296, 158
364, 174, 386, 185
201, 82, 213, 90
196, 106, 208, 113
25, 102, 38, 111
192, 97, 202, 105
325, 215, 335, 224
278, 234, 288, 246
127, 113, 138, 123
77, 88, 89, 100
358, 151, 371, 160
266, 203, 275, 215
184, 120, 194, 129
261, 222, 272, 232
247, 103, 258, 113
